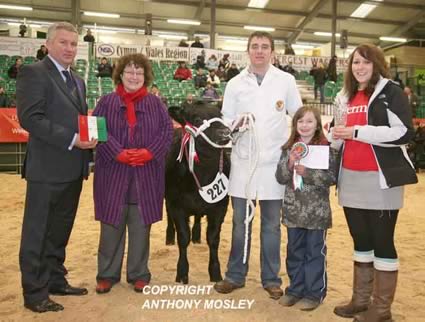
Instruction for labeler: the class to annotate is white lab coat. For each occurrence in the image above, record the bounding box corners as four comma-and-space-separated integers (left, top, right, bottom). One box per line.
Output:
222, 64, 302, 200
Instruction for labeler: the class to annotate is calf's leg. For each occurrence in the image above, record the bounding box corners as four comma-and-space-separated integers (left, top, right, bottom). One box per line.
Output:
174, 214, 191, 284
206, 210, 225, 282
191, 215, 202, 244
165, 205, 176, 245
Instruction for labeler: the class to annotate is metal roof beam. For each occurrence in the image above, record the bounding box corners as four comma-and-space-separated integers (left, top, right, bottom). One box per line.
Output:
150, 0, 406, 26
339, 0, 425, 11
287, 0, 328, 44
391, 10, 425, 36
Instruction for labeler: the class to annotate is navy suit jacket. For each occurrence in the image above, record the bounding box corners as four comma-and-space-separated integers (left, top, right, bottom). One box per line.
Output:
16, 57, 91, 183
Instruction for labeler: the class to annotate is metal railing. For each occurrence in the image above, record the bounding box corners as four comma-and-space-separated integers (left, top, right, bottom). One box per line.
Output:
0, 105, 336, 174
0, 143, 25, 174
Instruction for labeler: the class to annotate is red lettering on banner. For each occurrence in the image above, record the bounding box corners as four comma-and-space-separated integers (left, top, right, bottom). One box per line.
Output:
0, 108, 28, 142
0, 108, 95, 143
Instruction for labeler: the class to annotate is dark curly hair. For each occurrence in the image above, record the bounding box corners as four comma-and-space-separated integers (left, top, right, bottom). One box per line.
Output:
112, 53, 154, 86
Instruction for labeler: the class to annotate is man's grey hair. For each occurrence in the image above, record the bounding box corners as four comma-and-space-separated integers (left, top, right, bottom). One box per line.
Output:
47, 22, 77, 41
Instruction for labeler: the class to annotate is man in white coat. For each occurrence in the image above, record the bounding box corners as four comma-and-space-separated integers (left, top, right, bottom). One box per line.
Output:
214, 31, 302, 299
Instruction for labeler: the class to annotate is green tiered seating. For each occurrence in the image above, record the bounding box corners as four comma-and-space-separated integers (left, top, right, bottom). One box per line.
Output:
6, 79, 16, 97
324, 81, 336, 102
76, 59, 87, 66
416, 102, 425, 118
305, 75, 314, 86
23, 56, 36, 64
10, 55, 22, 62
100, 77, 114, 95
87, 97, 97, 110
298, 70, 309, 81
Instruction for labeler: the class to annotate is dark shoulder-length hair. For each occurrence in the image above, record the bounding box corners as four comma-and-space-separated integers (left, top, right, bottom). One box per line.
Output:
344, 43, 390, 100
283, 106, 327, 150
112, 53, 154, 86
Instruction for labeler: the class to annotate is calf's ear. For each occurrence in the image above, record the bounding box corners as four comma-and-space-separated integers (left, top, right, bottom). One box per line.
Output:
168, 105, 185, 125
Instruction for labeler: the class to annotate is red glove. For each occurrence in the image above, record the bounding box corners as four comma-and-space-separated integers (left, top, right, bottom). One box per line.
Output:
116, 149, 133, 165
128, 149, 153, 166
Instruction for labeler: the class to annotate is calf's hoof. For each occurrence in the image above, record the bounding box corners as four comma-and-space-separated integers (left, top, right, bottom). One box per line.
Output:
175, 275, 189, 284
165, 239, 175, 246
210, 275, 223, 283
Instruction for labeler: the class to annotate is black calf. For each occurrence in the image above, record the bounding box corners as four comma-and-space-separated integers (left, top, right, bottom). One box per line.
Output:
165, 102, 231, 284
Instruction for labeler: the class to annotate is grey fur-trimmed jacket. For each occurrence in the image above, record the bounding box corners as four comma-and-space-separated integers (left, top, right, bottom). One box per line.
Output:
330, 78, 417, 189
275, 147, 338, 230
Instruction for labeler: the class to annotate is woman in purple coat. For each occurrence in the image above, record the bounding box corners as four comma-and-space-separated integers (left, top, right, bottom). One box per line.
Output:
92, 54, 173, 294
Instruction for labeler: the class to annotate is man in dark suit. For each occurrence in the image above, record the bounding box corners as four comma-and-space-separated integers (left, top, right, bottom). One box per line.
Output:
16, 21, 97, 313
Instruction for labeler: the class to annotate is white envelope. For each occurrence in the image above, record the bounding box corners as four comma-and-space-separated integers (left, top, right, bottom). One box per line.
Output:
299, 145, 329, 169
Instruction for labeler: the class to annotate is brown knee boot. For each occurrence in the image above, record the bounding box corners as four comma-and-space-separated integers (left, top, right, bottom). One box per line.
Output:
334, 262, 374, 318
354, 269, 397, 322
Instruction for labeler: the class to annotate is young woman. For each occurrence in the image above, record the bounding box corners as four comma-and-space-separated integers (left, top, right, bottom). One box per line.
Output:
331, 44, 417, 322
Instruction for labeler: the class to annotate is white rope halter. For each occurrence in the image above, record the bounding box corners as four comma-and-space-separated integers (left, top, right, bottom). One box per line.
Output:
176, 113, 260, 264
176, 118, 231, 173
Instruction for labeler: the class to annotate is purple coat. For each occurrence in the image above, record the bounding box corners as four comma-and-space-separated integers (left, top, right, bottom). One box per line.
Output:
92, 92, 173, 226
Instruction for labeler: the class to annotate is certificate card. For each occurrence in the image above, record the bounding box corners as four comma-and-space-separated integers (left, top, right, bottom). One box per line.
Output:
299, 145, 329, 169
79, 115, 108, 142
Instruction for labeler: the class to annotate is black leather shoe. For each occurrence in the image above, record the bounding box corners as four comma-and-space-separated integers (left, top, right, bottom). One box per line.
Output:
24, 298, 64, 313
49, 284, 88, 296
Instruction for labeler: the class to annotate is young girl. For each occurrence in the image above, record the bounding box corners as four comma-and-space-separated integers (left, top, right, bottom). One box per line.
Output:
275, 106, 337, 311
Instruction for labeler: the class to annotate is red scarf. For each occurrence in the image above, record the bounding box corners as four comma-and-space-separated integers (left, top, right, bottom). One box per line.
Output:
116, 83, 148, 130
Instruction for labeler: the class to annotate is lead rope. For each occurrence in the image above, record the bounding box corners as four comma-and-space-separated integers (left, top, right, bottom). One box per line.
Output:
231, 113, 259, 264
177, 114, 259, 265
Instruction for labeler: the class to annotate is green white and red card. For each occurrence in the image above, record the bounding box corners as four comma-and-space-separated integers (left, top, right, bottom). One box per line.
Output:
78, 115, 107, 142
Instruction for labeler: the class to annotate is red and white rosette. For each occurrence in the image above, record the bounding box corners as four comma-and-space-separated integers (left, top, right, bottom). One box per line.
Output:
291, 142, 309, 190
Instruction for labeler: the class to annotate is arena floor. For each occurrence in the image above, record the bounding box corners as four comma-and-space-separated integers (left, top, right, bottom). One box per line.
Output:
0, 173, 424, 322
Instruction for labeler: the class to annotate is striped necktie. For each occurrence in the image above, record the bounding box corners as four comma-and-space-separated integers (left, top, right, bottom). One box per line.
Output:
62, 70, 79, 100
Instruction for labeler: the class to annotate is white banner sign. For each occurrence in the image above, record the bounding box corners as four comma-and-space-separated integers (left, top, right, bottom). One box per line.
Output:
95, 43, 144, 58
190, 48, 249, 68
143, 46, 190, 61
190, 47, 348, 71
0, 36, 89, 60
95, 44, 190, 62
275, 54, 349, 72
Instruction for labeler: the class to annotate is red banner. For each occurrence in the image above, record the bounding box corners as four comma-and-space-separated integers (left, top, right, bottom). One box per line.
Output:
0, 108, 180, 143
0, 108, 28, 142
413, 118, 425, 127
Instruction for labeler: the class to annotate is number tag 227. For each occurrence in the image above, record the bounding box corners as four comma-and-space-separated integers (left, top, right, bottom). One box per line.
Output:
198, 172, 229, 204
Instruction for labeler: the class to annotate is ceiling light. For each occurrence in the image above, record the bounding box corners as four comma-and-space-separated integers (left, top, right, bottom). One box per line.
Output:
7, 22, 21, 26
83, 25, 135, 33
379, 36, 407, 42
244, 25, 275, 32
194, 33, 209, 38
314, 31, 341, 37
167, 19, 201, 26
247, 0, 270, 9
97, 30, 117, 34
350, 4, 377, 18
83, 11, 120, 18
225, 39, 248, 44
158, 34, 188, 40
292, 44, 315, 49
0, 4, 33, 11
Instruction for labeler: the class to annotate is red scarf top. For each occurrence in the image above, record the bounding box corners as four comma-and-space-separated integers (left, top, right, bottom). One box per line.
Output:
116, 83, 148, 139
